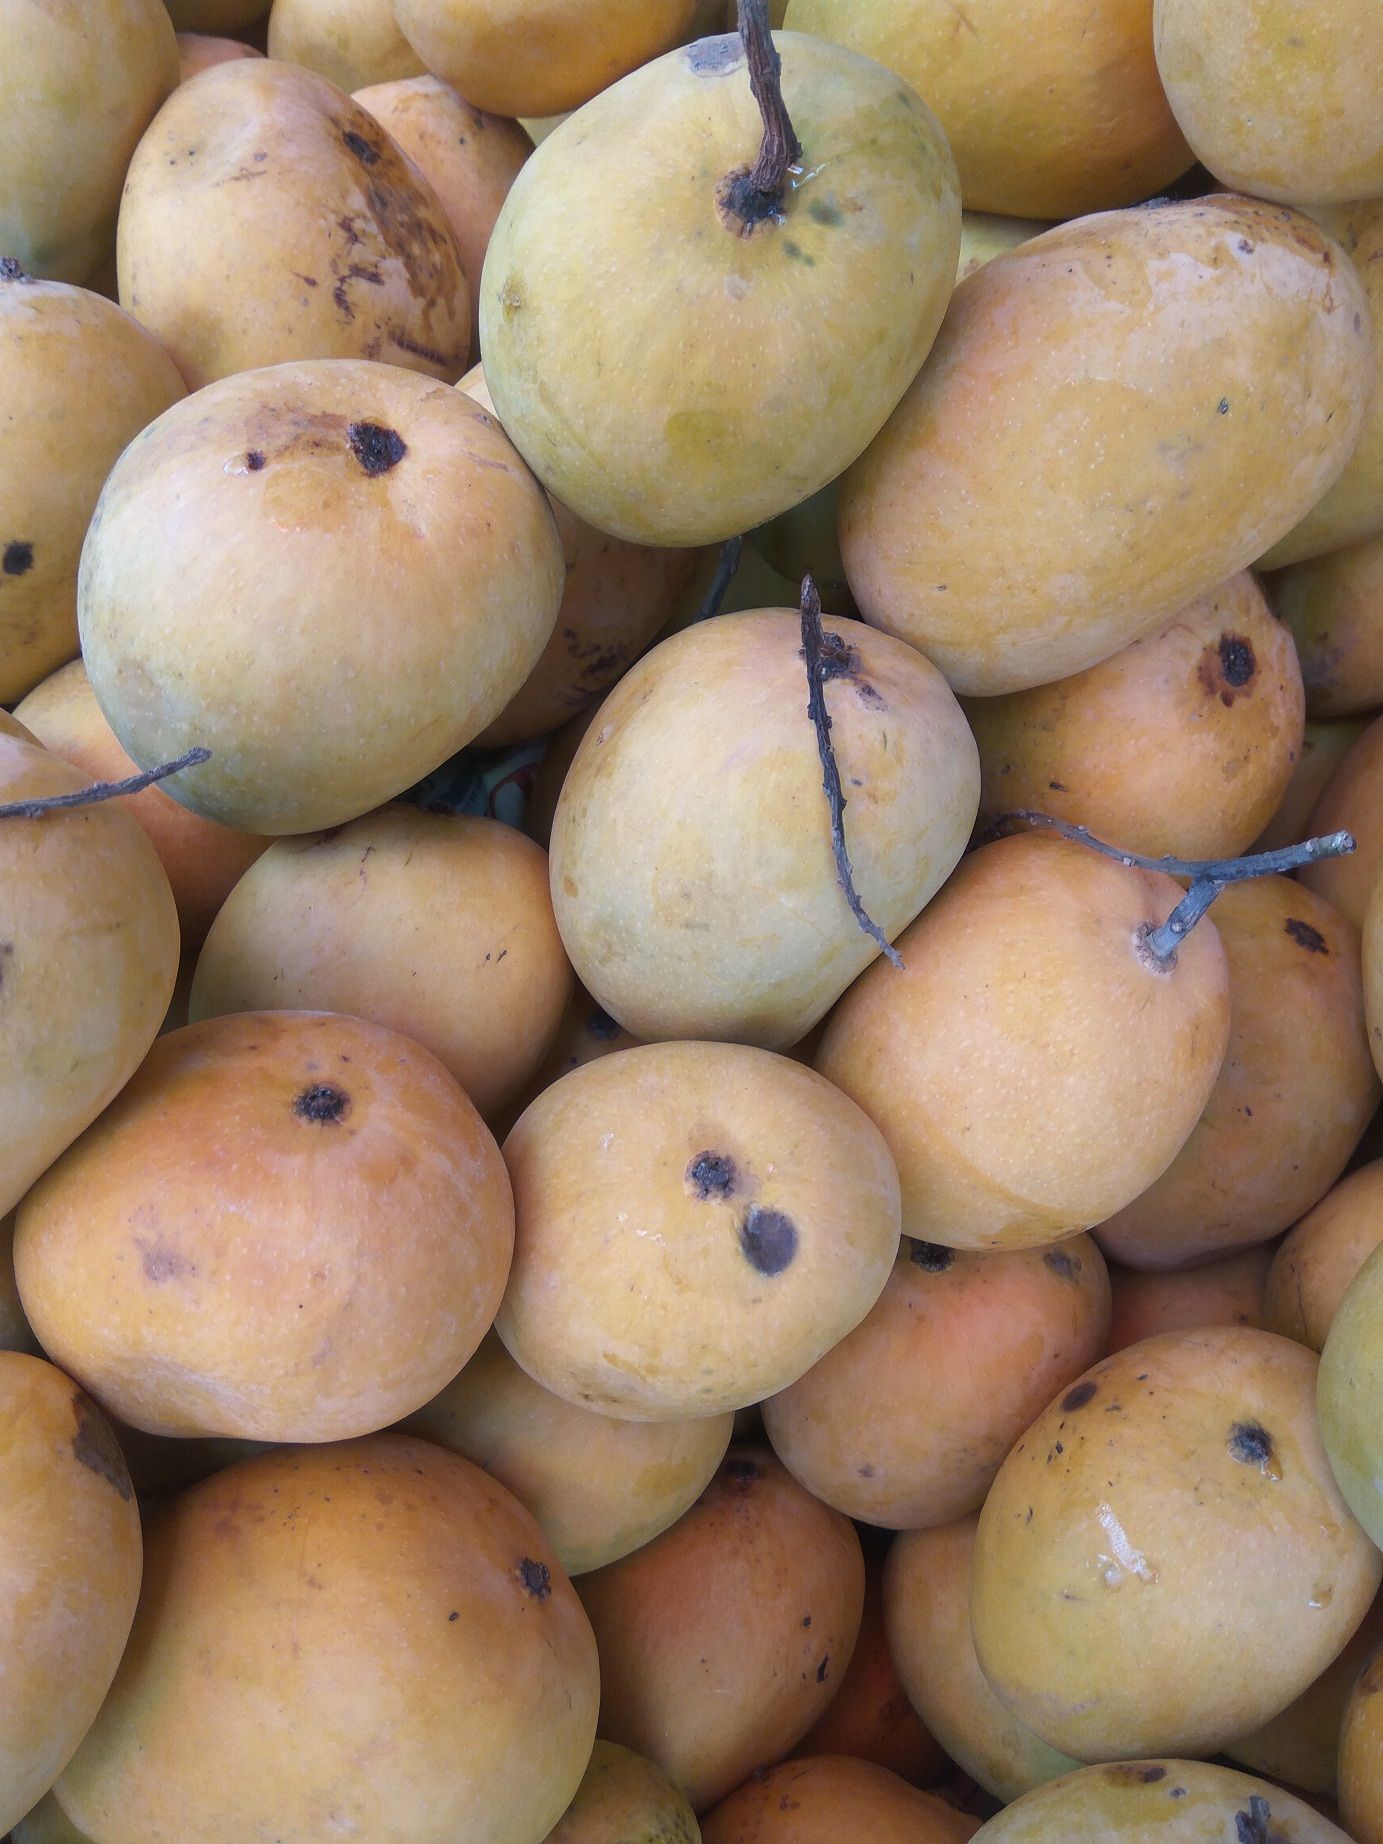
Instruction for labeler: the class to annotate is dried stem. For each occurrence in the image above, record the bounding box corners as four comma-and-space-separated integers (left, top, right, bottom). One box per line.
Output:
0, 746, 211, 820
801, 575, 903, 970
720, 0, 801, 232
999, 809, 1357, 966
695, 535, 744, 624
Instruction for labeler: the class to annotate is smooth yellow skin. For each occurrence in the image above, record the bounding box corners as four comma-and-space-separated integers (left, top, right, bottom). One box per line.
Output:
956, 211, 1050, 280
701, 1756, 978, 1843
967, 572, 1304, 860
972, 1328, 1382, 1761
355, 85, 531, 361
1262, 200, 1383, 567
763, 1235, 1110, 1529
0, 1355, 143, 1836
1155, 0, 1383, 206
544, 1742, 700, 1843
55, 1438, 600, 1844
0, 0, 179, 283
401, 1333, 732, 1576
16, 659, 270, 946
1342, 1646, 1383, 1843
971, 1759, 1351, 1841
1254, 719, 1369, 851
549, 609, 979, 1048
0, 274, 185, 704
176, 31, 265, 79
1267, 1162, 1383, 1351
1096, 878, 1379, 1269
1106, 1244, 1272, 1353
816, 831, 1231, 1252
117, 59, 470, 389
0, 734, 179, 1220
497, 1042, 902, 1420
840, 197, 1374, 696
459, 363, 701, 743
1321, 1232, 1383, 1555
578, 1448, 865, 1812
394, 0, 695, 119
785, 0, 1191, 218
78, 359, 564, 835
481, 32, 960, 546
267, 0, 424, 91
883, 1517, 1083, 1805
1270, 528, 1383, 719
1301, 711, 1383, 928
15, 1011, 515, 1443
190, 807, 572, 1120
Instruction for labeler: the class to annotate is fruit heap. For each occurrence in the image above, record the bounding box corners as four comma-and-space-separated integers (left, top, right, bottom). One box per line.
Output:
5, 1, 1383, 1840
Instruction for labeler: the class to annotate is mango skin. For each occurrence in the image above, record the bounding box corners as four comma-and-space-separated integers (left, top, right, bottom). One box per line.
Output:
1155, 0, 1383, 207
1266, 1162, 1383, 1352
266, 0, 425, 93
481, 32, 960, 546
701, 1755, 979, 1843
0, 1, 179, 283
0, 1354, 143, 1837
0, 734, 180, 1220
1270, 527, 1383, 719
545, 1742, 699, 1844
785, 0, 1192, 220
1300, 711, 1383, 929
840, 196, 1374, 695
1319, 1240, 1383, 1553
970, 1759, 1351, 1841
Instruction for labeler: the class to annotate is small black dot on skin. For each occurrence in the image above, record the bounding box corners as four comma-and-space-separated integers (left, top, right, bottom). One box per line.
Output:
739, 1206, 797, 1276
294, 1083, 349, 1124
1218, 397, 1230, 414
342, 129, 380, 165
1062, 1381, 1098, 1412
1218, 633, 1256, 686
1285, 917, 1328, 954
687, 1151, 737, 1200
909, 1241, 955, 1272
816, 1655, 830, 1682
347, 421, 407, 476
1228, 1421, 1275, 1468
448, 1610, 459, 1621
801, 1614, 812, 1627
245, 450, 266, 471
517, 1558, 550, 1600
2, 540, 34, 576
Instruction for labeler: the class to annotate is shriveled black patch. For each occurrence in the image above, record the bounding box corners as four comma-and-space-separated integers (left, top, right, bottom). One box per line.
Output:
2, 540, 34, 576
245, 450, 266, 471
688, 1151, 737, 1199
1236, 1794, 1275, 1844
1285, 917, 1328, 954
71, 1392, 134, 1502
739, 1206, 797, 1276
348, 422, 407, 476
1062, 1381, 1098, 1412
1228, 1421, 1275, 1469
342, 128, 380, 166
517, 1557, 551, 1600
294, 1083, 349, 1124
909, 1241, 955, 1273
1219, 634, 1256, 686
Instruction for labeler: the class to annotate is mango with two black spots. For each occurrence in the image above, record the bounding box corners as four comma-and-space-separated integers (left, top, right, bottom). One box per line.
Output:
970, 1759, 1351, 1841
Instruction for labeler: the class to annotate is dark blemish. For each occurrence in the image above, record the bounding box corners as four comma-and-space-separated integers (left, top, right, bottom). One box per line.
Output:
331, 261, 385, 319
1285, 917, 1328, 954
137, 1239, 194, 1284
1110, 1762, 1169, 1784
1218, 398, 1231, 414
801, 1614, 812, 1626
342, 129, 380, 166
294, 1083, 350, 1124
586, 1007, 620, 1040
739, 1206, 798, 1276
1238, 238, 1255, 253
1140, 1766, 1167, 1783
245, 450, 266, 471
1228, 1420, 1275, 1469
855, 681, 886, 709
684, 33, 743, 73
1044, 1248, 1080, 1279
910, 1241, 955, 1272
2, 540, 34, 576
808, 199, 844, 227
1219, 634, 1256, 686
1054, 1441, 1064, 1454
71, 1392, 134, 1502
857, 1462, 876, 1478
1062, 1381, 1098, 1412
389, 330, 453, 369
1048, 779, 1068, 792
0, 257, 32, 282
687, 1151, 737, 1199
723, 1456, 762, 1485
347, 422, 407, 476
1235, 1795, 1274, 1844
782, 241, 816, 266
517, 1557, 551, 1600
816, 1655, 830, 1682
1171, 1786, 1187, 1797
448, 1610, 459, 1621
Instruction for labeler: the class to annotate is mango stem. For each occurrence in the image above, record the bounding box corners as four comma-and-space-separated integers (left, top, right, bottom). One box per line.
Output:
719, 0, 801, 233
0, 746, 211, 819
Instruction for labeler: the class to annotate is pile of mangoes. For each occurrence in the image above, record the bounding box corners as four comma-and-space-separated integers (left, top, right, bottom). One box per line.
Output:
4, 1, 1383, 1840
